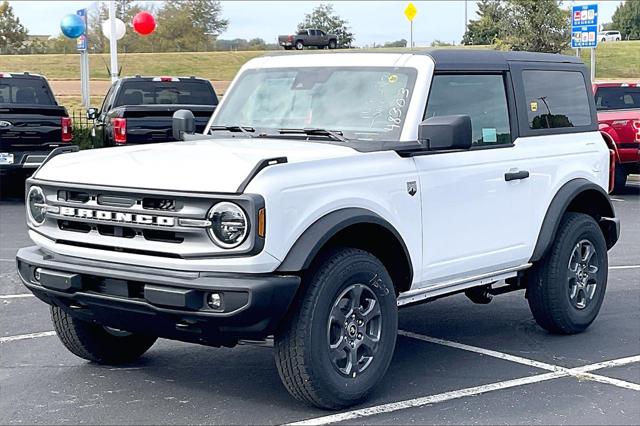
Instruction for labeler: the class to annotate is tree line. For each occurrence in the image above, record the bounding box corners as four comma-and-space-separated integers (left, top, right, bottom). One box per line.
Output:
462, 0, 640, 52
2, 0, 639, 55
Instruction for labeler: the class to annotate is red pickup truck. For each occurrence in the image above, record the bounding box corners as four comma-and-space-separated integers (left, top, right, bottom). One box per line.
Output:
593, 82, 640, 193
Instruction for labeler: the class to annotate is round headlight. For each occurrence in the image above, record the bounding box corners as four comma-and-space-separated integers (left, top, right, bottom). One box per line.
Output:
207, 202, 249, 248
27, 186, 47, 226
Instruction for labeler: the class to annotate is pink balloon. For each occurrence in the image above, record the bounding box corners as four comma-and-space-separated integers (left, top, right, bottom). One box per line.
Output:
132, 11, 156, 36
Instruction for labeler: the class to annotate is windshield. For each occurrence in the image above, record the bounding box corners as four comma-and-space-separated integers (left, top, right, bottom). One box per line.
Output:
211, 67, 417, 141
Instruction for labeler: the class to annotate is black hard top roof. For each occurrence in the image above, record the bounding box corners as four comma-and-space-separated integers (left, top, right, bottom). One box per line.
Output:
419, 49, 583, 71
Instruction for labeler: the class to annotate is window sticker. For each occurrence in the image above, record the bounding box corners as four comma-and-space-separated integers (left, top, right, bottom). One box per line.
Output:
388, 74, 398, 84
482, 128, 498, 143
530, 101, 538, 112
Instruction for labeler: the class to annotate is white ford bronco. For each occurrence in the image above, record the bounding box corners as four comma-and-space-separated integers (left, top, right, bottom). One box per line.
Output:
17, 50, 620, 409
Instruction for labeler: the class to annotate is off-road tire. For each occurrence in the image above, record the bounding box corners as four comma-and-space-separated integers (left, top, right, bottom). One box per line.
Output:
612, 166, 627, 194
527, 213, 608, 334
51, 306, 157, 364
274, 248, 398, 409
295, 40, 304, 50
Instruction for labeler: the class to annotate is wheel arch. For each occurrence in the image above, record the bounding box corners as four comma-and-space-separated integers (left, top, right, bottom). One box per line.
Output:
277, 208, 413, 294
530, 178, 619, 263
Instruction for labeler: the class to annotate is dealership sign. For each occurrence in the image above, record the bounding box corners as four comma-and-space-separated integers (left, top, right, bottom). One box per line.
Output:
571, 4, 598, 49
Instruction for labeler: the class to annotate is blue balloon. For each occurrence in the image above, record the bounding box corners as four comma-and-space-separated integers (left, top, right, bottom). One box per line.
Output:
60, 14, 86, 39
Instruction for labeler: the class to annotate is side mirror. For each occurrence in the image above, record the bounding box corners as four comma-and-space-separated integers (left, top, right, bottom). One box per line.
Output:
86, 107, 98, 120
418, 115, 472, 151
172, 109, 196, 141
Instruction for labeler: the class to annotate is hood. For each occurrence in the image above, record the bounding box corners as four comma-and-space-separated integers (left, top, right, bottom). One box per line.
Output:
35, 138, 359, 193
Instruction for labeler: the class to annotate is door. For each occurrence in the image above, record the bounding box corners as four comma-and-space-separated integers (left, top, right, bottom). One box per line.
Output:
414, 73, 533, 286
93, 83, 116, 147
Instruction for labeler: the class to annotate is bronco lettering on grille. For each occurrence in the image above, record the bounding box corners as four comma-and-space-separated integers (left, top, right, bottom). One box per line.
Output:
59, 206, 175, 227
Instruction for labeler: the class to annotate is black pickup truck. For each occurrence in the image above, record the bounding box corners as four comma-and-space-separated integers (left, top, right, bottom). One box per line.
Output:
88, 76, 218, 147
0, 72, 72, 176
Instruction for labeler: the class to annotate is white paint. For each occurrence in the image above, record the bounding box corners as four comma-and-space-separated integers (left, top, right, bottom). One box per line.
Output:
0, 294, 34, 299
0, 259, 15, 263
610, 198, 624, 202
287, 372, 565, 426
0, 331, 56, 343
290, 352, 640, 425
400, 331, 640, 391
609, 265, 640, 270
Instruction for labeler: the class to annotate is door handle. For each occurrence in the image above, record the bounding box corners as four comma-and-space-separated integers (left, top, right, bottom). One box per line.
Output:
504, 170, 530, 181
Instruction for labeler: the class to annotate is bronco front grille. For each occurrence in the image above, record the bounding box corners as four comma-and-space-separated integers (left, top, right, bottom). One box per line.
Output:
35, 183, 227, 259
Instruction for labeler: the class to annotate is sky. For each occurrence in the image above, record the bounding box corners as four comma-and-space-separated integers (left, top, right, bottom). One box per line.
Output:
10, 0, 625, 47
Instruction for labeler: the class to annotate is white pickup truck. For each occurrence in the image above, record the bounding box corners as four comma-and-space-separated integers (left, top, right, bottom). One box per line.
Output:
17, 50, 619, 409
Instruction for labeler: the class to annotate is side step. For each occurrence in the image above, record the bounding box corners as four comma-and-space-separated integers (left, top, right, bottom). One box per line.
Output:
397, 264, 531, 307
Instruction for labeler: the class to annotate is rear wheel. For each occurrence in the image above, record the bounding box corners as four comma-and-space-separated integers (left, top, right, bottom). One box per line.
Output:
51, 306, 157, 364
274, 248, 397, 409
527, 213, 608, 334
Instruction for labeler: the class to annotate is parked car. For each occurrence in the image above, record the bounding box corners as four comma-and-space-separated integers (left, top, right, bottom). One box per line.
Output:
278, 28, 338, 50
593, 82, 640, 192
0, 72, 72, 177
88, 76, 217, 147
598, 30, 622, 42
18, 50, 619, 410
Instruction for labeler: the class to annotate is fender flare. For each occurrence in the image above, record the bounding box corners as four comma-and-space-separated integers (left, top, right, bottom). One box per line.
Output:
530, 178, 617, 263
276, 207, 413, 278
599, 126, 621, 163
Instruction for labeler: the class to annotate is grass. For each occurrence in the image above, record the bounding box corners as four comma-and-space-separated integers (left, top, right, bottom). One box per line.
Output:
1, 41, 638, 81
577, 41, 640, 80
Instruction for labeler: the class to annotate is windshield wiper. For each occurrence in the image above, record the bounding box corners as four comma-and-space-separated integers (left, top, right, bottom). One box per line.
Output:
209, 125, 256, 137
277, 128, 348, 142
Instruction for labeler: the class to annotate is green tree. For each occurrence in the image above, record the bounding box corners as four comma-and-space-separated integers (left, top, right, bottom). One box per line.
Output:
382, 39, 407, 48
297, 3, 354, 48
497, 0, 570, 53
155, 0, 228, 52
0, 0, 28, 54
462, 0, 505, 45
610, 0, 640, 40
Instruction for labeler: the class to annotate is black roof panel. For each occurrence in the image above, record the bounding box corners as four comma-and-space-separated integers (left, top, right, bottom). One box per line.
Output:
418, 49, 583, 71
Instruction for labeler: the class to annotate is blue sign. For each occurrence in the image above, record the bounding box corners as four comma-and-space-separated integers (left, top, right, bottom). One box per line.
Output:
571, 4, 598, 48
76, 9, 88, 51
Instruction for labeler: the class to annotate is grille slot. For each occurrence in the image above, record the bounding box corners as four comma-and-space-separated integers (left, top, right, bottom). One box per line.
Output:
58, 190, 91, 203
97, 224, 136, 239
142, 229, 184, 244
58, 220, 91, 233
143, 197, 177, 211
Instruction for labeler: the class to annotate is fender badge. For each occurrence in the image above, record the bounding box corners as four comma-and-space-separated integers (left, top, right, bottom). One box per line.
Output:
407, 181, 417, 196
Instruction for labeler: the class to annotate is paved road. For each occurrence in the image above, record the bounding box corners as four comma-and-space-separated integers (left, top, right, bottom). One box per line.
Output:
1, 179, 638, 425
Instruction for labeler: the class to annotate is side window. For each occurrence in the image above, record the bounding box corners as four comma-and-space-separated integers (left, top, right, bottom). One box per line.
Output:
522, 70, 592, 129
425, 74, 511, 146
101, 85, 115, 112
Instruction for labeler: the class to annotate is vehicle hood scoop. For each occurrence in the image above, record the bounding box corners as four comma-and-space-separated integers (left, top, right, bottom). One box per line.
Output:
34, 138, 358, 193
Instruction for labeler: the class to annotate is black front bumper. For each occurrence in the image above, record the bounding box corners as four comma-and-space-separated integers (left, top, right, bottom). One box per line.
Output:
16, 246, 300, 346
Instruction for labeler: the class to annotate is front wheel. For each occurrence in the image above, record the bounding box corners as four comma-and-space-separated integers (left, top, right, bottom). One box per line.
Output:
295, 40, 304, 50
51, 306, 157, 364
527, 213, 608, 334
328, 39, 337, 49
275, 248, 398, 409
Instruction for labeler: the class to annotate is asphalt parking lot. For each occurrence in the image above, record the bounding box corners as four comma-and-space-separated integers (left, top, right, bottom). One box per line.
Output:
1, 179, 638, 425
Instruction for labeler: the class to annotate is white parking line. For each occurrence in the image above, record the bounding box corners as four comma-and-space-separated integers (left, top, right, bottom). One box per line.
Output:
0, 293, 34, 299
0, 258, 15, 263
611, 198, 624, 202
0, 331, 56, 343
609, 265, 640, 270
290, 354, 640, 426
400, 331, 640, 391
287, 372, 564, 426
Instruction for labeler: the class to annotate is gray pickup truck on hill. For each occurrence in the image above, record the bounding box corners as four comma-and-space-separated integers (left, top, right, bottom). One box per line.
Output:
278, 28, 338, 50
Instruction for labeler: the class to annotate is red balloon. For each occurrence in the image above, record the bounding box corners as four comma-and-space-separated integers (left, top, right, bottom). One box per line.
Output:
132, 11, 156, 36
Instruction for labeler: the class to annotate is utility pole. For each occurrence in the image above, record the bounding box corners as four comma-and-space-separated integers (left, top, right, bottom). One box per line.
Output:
108, 1, 118, 83
464, 0, 468, 35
